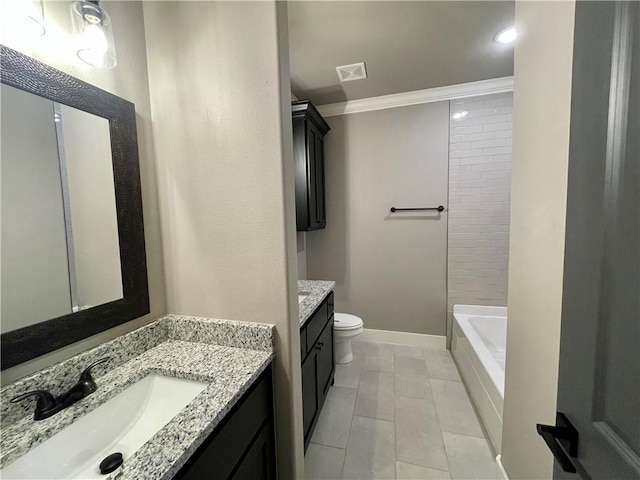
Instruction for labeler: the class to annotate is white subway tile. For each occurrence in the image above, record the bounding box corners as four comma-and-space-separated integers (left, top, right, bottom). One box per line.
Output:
450, 125, 484, 135
472, 139, 506, 149
461, 132, 494, 142
449, 165, 473, 174
451, 117, 474, 127
472, 114, 509, 125
460, 156, 493, 165
492, 154, 512, 163
449, 173, 483, 182
450, 142, 473, 151
483, 122, 512, 132
482, 146, 511, 155
481, 170, 511, 179
450, 187, 484, 196
483, 96, 513, 108
459, 179, 492, 188
450, 148, 485, 158
471, 162, 510, 172
494, 130, 513, 139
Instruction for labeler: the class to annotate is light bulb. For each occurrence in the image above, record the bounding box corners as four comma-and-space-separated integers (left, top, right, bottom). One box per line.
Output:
70, 0, 117, 69
77, 24, 108, 68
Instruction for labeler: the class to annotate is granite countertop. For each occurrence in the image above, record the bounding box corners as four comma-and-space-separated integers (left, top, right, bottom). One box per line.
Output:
0, 316, 274, 480
298, 280, 335, 328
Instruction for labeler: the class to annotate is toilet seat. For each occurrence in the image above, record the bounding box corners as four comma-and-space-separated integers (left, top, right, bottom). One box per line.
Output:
334, 313, 363, 331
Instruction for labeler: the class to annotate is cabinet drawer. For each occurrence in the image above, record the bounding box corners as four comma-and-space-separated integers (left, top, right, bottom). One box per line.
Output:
305, 301, 328, 354
174, 367, 273, 480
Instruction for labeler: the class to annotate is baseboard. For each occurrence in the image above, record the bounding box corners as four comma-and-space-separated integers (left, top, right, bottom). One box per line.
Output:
496, 454, 509, 480
360, 328, 446, 349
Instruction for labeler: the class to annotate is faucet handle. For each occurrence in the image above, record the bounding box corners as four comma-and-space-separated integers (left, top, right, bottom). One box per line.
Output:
10, 390, 57, 418
79, 357, 111, 383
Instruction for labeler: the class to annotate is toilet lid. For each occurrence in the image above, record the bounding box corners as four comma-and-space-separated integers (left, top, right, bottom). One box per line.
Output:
334, 313, 363, 330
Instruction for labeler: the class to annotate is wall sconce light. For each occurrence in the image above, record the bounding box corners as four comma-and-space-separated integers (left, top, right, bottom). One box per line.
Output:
70, 0, 117, 69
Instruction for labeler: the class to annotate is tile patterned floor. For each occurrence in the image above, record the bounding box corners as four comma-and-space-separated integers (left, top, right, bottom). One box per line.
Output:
304, 341, 501, 480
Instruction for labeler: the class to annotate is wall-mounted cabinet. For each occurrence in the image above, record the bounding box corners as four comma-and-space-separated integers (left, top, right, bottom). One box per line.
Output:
292, 100, 331, 231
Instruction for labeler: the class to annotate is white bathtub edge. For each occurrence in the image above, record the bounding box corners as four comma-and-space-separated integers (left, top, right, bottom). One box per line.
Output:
496, 454, 510, 480
453, 304, 507, 318
359, 328, 446, 349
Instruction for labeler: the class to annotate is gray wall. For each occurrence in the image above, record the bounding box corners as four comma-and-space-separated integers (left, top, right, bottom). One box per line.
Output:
501, 1, 576, 478
60, 105, 122, 309
447, 92, 512, 335
307, 102, 449, 336
143, 2, 304, 476
0, 0, 166, 384
1, 85, 72, 330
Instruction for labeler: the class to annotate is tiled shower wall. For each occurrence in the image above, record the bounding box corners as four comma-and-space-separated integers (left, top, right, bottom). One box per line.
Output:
447, 92, 513, 333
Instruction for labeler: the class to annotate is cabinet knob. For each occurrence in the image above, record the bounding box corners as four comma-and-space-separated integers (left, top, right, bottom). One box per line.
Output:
316, 342, 324, 350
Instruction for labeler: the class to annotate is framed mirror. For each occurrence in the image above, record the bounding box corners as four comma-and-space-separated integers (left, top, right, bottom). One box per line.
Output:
1, 45, 149, 369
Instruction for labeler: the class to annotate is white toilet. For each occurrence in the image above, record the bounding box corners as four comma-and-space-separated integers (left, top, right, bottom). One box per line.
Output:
333, 313, 364, 364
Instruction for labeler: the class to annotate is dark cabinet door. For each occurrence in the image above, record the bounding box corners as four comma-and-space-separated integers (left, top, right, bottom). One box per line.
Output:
174, 367, 275, 480
292, 100, 330, 232
313, 130, 326, 229
231, 421, 276, 480
316, 318, 334, 403
306, 122, 320, 230
302, 350, 318, 442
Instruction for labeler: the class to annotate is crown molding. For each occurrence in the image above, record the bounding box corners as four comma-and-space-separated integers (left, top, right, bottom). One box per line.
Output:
316, 76, 514, 117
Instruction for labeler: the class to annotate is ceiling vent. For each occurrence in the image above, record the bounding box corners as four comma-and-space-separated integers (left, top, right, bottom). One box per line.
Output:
336, 62, 367, 82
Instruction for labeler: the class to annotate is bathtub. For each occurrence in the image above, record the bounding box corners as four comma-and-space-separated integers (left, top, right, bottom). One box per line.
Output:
450, 304, 507, 454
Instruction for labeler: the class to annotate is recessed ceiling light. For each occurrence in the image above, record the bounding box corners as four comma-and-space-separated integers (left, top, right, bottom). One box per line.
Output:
494, 26, 518, 44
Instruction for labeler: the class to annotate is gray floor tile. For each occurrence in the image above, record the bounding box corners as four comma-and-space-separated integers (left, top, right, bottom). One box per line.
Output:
342, 416, 396, 479
430, 379, 484, 438
442, 433, 501, 480
394, 374, 432, 399
355, 370, 395, 421
312, 387, 358, 449
396, 462, 451, 480
367, 342, 395, 356
394, 356, 428, 377
395, 396, 449, 472
424, 349, 462, 381
305, 443, 346, 480
363, 343, 395, 373
352, 341, 368, 354
393, 344, 425, 359
334, 357, 364, 389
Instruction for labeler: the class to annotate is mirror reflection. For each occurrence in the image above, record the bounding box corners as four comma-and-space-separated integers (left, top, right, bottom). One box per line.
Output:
1, 84, 122, 334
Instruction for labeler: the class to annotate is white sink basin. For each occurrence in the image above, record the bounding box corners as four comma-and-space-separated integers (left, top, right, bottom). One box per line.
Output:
1, 375, 208, 479
298, 295, 307, 304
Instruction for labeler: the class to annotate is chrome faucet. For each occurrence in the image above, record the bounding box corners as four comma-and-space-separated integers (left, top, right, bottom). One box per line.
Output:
10, 358, 110, 421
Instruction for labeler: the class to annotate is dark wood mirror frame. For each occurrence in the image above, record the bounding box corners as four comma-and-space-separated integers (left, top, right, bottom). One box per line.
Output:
1, 45, 149, 369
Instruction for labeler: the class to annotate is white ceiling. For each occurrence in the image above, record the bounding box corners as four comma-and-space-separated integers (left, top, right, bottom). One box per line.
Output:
288, 1, 515, 106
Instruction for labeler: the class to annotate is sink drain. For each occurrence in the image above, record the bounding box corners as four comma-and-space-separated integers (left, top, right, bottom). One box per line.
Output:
99, 452, 123, 475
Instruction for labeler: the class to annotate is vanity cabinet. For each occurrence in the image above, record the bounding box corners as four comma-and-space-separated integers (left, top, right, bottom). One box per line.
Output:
174, 365, 276, 480
292, 100, 331, 231
300, 292, 335, 450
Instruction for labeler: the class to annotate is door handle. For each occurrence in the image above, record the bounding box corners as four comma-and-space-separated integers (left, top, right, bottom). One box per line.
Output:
536, 412, 579, 473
